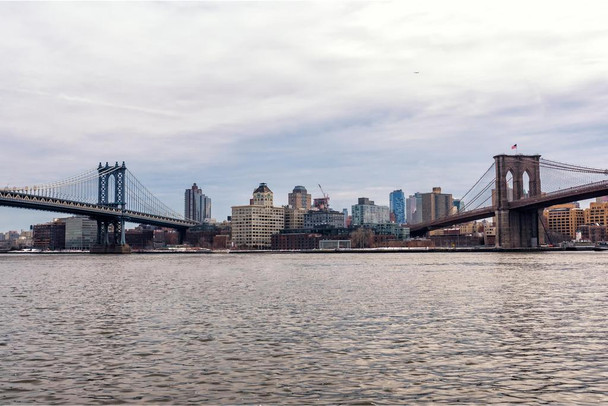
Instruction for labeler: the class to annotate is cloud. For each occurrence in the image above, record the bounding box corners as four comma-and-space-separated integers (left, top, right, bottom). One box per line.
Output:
1, 1, 608, 229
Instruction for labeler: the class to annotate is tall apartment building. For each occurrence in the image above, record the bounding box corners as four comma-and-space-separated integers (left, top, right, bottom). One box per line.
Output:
351, 197, 390, 226
288, 186, 311, 210
544, 203, 584, 239
389, 189, 406, 224
185, 183, 211, 224
421, 187, 453, 223
231, 183, 285, 249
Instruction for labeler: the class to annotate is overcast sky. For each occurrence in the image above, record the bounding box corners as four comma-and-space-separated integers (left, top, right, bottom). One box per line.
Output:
1, 1, 608, 231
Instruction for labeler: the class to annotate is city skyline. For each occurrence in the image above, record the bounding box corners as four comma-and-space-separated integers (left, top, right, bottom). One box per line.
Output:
2, 2, 608, 230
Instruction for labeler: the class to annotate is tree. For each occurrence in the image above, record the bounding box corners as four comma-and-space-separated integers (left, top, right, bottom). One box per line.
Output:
350, 228, 375, 248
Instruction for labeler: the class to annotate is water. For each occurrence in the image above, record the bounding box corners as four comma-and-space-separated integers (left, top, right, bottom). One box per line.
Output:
1, 252, 607, 404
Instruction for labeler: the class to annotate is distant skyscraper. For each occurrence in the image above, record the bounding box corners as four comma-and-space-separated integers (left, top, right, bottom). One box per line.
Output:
597, 196, 608, 203
419, 187, 452, 223
453, 199, 462, 213
407, 188, 453, 224
185, 183, 211, 224
389, 189, 406, 224
288, 186, 311, 210
406, 193, 422, 224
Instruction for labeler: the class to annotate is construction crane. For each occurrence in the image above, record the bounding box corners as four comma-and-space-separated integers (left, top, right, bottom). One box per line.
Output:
318, 184, 328, 199
315, 184, 330, 210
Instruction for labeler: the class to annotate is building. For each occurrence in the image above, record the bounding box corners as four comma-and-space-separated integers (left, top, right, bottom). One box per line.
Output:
421, 187, 453, 223
288, 186, 311, 210
342, 208, 349, 228
579, 224, 608, 243
406, 193, 422, 224
271, 233, 322, 250
284, 207, 307, 230
231, 183, 285, 249
125, 227, 155, 250
185, 222, 231, 249
64, 216, 97, 250
544, 203, 584, 239
484, 225, 497, 246
453, 199, 462, 213
33, 219, 66, 250
303, 209, 345, 229
584, 202, 608, 225
185, 183, 211, 224
389, 189, 406, 224
369, 223, 410, 240
351, 198, 390, 226
319, 240, 351, 249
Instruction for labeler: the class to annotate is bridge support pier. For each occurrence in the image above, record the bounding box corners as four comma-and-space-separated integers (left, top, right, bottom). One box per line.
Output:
496, 208, 544, 248
178, 228, 187, 245
91, 217, 131, 254
494, 154, 545, 249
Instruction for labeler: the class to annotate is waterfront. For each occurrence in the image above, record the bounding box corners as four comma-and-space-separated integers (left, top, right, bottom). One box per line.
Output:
1, 252, 607, 404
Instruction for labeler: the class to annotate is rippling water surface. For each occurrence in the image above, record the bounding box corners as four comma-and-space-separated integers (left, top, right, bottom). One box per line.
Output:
1, 252, 607, 404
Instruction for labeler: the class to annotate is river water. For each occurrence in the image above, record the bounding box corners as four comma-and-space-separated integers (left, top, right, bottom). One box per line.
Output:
1, 252, 607, 404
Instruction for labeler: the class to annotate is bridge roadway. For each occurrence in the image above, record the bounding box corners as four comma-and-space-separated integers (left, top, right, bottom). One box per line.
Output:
0, 190, 198, 230
410, 179, 608, 237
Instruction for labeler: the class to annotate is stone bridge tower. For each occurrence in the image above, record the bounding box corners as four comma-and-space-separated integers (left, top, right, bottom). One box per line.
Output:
494, 154, 545, 248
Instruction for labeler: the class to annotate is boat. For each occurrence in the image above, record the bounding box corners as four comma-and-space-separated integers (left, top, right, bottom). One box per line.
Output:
594, 242, 608, 251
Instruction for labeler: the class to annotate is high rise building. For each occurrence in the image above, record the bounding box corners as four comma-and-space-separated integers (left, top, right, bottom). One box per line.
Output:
185, 183, 211, 224
231, 183, 285, 249
389, 189, 406, 224
406, 193, 423, 224
597, 196, 608, 203
351, 197, 390, 226
288, 186, 311, 210
407, 188, 454, 224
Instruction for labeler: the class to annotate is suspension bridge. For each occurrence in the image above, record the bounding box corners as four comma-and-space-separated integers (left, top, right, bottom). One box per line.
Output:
410, 154, 608, 248
0, 162, 198, 252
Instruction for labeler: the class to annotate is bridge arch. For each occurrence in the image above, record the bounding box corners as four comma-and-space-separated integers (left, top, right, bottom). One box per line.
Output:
108, 174, 116, 205
505, 169, 514, 202
522, 170, 531, 199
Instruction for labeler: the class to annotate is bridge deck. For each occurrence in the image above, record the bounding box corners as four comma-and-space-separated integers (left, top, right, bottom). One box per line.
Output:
0, 191, 197, 229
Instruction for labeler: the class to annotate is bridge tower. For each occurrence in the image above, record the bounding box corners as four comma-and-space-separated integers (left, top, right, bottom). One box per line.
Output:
494, 154, 545, 248
92, 162, 130, 254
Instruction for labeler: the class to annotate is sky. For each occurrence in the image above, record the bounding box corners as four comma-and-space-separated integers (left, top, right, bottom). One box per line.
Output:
1, 1, 608, 231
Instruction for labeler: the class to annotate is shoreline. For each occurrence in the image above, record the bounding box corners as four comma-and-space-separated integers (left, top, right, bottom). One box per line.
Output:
2, 246, 605, 254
